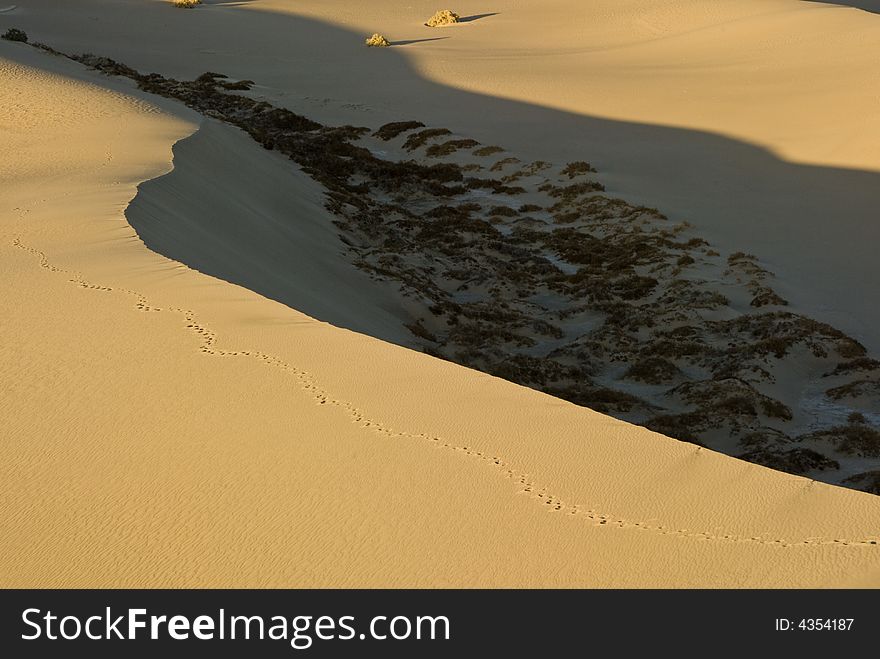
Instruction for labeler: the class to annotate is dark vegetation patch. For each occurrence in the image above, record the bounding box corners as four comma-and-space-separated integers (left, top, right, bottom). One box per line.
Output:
487, 205, 518, 217
826, 379, 880, 401
842, 470, 880, 495
825, 358, 880, 377
560, 161, 597, 178
374, 120, 425, 140
405, 321, 437, 343
643, 413, 707, 445
737, 447, 840, 476
623, 357, 681, 384
545, 385, 651, 415
800, 424, 880, 458
473, 145, 504, 157
2, 28, 27, 42
426, 138, 480, 157
543, 180, 606, 199
403, 128, 452, 151
489, 157, 520, 172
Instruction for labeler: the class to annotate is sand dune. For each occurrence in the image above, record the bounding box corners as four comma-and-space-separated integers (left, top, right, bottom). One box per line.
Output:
2, 30, 880, 587
7, 0, 878, 358
98, 51, 880, 489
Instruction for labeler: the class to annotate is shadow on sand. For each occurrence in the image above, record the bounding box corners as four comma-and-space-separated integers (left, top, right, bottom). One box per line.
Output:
459, 13, 500, 22
4, 1, 879, 357
392, 37, 449, 46
803, 0, 880, 13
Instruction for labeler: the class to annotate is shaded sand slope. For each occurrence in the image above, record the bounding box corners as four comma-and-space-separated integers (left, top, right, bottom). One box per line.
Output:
127, 120, 414, 347
805, 1, 880, 12
2, 43, 880, 587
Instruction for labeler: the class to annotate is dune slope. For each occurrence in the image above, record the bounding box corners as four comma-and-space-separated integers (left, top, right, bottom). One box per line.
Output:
6, 0, 878, 356
126, 119, 414, 347
2, 42, 880, 587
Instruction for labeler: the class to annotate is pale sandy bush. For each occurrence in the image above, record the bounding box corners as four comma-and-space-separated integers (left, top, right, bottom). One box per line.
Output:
365, 33, 391, 48
425, 10, 460, 27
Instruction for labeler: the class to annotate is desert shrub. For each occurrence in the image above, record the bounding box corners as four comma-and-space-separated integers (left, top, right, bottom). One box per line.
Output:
531, 319, 564, 339
749, 287, 788, 308
759, 398, 793, 421
374, 121, 425, 140
826, 379, 879, 401
837, 337, 867, 359
447, 321, 534, 349
365, 33, 391, 48
220, 79, 254, 90
561, 161, 597, 178
826, 358, 880, 376
425, 10, 460, 27
727, 251, 757, 264
643, 413, 706, 445
473, 146, 504, 157
545, 180, 606, 199
848, 412, 867, 425
490, 157, 520, 172
738, 447, 839, 475
488, 355, 581, 387
1, 28, 27, 42
737, 428, 791, 450
800, 424, 880, 458
405, 321, 437, 342
195, 72, 255, 90
624, 357, 680, 384
425, 138, 480, 157
546, 385, 649, 414
464, 177, 525, 194
487, 205, 517, 217
172, 0, 201, 7
714, 395, 758, 417
612, 274, 657, 300
832, 424, 880, 457
554, 211, 582, 223
402, 128, 452, 151
842, 470, 880, 495
195, 71, 227, 84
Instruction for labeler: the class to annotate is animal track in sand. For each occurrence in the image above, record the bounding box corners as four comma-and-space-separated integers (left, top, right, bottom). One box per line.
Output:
10, 235, 880, 551
12, 238, 162, 312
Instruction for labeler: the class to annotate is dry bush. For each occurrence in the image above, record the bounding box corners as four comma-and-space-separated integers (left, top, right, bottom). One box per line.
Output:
842, 470, 880, 495
561, 161, 597, 178
374, 121, 425, 140
1, 28, 27, 42
425, 10, 460, 27
473, 145, 504, 157
172, 0, 202, 7
365, 33, 391, 47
